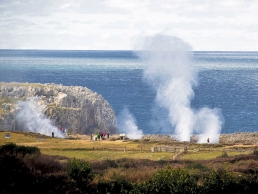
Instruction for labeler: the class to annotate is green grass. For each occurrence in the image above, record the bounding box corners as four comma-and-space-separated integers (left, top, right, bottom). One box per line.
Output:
0, 131, 254, 161
42, 149, 175, 161
181, 150, 250, 160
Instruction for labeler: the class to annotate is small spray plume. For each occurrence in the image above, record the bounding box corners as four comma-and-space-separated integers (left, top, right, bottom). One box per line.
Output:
118, 107, 143, 139
16, 97, 65, 138
138, 34, 223, 142
195, 108, 223, 143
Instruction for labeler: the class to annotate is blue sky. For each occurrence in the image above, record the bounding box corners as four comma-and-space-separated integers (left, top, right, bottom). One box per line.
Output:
0, 0, 257, 51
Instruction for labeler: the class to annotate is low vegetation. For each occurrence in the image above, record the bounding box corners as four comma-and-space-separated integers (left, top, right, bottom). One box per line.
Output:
1, 131, 258, 193
1, 143, 258, 193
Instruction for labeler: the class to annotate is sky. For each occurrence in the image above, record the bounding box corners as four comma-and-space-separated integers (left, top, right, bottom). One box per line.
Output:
0, 0, 258, 51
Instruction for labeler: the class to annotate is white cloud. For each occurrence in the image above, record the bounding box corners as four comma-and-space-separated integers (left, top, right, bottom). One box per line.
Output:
0, 0, 257, 50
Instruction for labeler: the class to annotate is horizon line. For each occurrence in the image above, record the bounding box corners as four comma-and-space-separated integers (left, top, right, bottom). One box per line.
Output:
0, 49, 258, 52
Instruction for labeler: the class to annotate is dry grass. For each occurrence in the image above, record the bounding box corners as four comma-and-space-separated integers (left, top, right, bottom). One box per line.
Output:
93, 166, 157, 183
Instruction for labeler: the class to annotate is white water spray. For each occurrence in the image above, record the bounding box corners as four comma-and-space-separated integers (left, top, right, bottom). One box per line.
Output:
118, 107, 143, 139
194, 108, 223, 143
16, 97, 65, 138
138, 34, 223, 142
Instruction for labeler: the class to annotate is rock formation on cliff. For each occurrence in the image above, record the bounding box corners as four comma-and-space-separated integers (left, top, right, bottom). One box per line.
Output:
0, 82, 119, 135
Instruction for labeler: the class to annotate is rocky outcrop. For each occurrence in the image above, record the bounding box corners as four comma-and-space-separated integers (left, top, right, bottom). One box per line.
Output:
141, 133, 258, 144
142, 134, 178, 143
219, 132, 258, 144
0, 82, 119, 134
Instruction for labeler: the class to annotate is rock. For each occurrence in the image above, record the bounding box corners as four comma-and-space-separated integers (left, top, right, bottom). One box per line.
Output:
0, 82, 119, 134
219, 132, 258, 144
142, 134, 178, 143
140, 132, 258, 144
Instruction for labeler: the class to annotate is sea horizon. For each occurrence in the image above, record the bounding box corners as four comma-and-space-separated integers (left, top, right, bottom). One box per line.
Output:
1, 49, 258, 139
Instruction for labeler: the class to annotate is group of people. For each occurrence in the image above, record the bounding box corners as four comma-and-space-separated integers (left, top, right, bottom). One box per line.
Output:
91, 131, 110, 140
58, 127, 67, 134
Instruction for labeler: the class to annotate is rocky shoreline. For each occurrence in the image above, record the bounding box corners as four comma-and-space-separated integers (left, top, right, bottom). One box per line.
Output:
141, 132, 258, 144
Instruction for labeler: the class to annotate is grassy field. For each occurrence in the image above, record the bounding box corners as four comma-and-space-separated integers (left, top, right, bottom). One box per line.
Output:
0, 131, 254, 161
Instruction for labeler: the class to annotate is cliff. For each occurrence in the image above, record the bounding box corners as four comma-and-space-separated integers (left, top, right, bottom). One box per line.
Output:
0, 82, 119, 135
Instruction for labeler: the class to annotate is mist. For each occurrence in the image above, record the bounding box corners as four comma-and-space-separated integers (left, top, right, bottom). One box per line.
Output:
15, 97, 65, 138
118, 107, 143, 139
138, 34, 223, 142
194, 108, 223, 143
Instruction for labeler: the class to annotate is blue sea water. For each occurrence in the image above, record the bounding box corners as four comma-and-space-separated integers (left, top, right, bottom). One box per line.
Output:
0, 50, 258, 134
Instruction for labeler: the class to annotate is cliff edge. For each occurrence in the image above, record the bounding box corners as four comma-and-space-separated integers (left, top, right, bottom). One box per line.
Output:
0, 82, 119, 135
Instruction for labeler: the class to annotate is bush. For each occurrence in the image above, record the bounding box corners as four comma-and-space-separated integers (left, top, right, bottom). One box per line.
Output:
134, 166, 198, 194
253, 148, 258, 156
0, 144, 36, 193
67, 158, 94, 186
218, 150, 228, 158
0, 143, 17, 155
0, 143, 40, 157
116, 158, 136, 168
14, 145, 40, 156
198, 169, 258, 194
187, 162, 210, 171
95, 179, 133, 194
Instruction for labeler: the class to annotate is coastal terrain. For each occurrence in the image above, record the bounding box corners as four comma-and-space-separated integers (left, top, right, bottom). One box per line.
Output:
0, 82, 118, 135
1, 82, 258, 193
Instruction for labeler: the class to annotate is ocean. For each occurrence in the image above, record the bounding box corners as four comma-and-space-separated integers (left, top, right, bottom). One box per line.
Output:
0, 50, 258, 135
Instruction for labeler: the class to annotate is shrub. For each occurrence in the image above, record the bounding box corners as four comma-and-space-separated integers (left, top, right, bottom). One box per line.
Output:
0, 144, 36, 193
95, 179, 133, 194
116, 158, 136, 168
14, 145, 40, 156
187, 162, 210, 171
253, 148, 258, 156
67, 158, 94, 186
199, 169, 258, 194
104, 159, 118, 168
0, 142, 17, 155
218, 150, 228, 158
0, 143, 40, 157
24, 154, 66, 174
134, 166, 198, 194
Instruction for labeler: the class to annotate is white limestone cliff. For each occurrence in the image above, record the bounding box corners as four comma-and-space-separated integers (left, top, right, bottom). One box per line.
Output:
0, 82, 119, 134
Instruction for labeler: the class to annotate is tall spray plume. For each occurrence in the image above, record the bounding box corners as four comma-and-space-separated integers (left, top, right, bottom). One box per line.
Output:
138, 34, 223, 143
118, 107, 143, 139
16, 97, 65, 138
